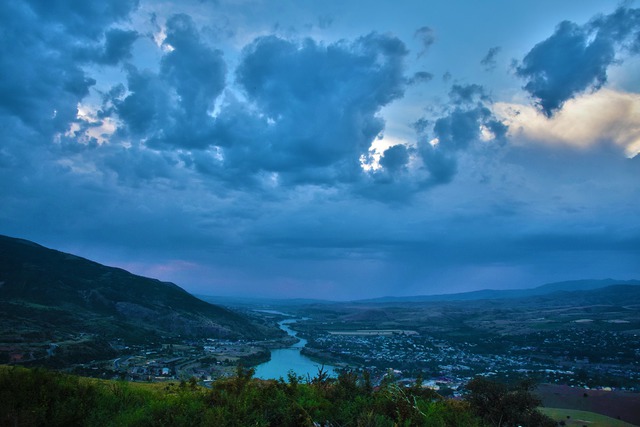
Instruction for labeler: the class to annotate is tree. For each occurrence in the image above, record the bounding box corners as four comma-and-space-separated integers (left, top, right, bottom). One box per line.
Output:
465, 377, 555, 427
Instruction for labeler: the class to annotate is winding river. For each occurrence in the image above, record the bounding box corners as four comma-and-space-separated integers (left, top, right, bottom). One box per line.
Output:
254, 318, 337, 380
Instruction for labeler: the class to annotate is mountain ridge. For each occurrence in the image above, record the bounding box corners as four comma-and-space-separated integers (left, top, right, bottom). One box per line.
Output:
354, 279, 640, 304
0, 234, 274, 352
204, 279, 640, 307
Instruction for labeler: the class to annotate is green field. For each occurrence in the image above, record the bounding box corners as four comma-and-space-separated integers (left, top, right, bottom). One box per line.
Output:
540, 407, 637, 427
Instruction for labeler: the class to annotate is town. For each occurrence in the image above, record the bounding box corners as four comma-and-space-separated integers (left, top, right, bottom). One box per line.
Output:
68, 338, 274, 383
298, 326, 640, 394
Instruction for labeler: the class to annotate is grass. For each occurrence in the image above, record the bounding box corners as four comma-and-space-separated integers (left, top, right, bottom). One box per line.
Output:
540, 407, 638, 427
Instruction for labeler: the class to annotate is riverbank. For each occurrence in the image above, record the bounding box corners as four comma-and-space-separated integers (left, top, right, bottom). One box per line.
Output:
254, 318, 338, 380
300, 347, 353, 370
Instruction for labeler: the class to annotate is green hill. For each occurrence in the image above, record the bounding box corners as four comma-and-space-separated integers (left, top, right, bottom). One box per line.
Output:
0, 235, 274, 364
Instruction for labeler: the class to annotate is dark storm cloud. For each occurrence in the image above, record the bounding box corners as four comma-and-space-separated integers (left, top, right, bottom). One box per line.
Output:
379, 144, 410, 174
517, 6, 640, 116
433, 107, 493, 151
210, 32, 408, 185
100, 29, 139, 64
448, 84, 489, 105
358, 81, 507, 201
110, 27, 408, 187
418, 144, 457, 184
0, 0, 138, 137
1, 1, 639, 300
160, 14, 226, 141
102, 146, 180, 185
413, 118, 430, 135
407, 71, 434, 85
417, 107, 490, 185
162, 14, 226, 104
236, 34, 406, 119
414, 26, 436, 58
480, 46, 501, 71
74, 29, 139, 64
589, 6, 640, 53
516, 21, 614, 117
113, 14, 226, 149
25, 0, 139, 39
415, 84, 507, 185
115, 68, 173, 137
0, 0, 146, 251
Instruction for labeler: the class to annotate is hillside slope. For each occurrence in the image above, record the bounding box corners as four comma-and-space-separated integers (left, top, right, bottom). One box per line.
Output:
0, 235, 271, 350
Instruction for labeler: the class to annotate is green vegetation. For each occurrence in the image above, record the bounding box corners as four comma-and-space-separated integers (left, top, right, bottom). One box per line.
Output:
0, 234, 285, 368
0, 366, 556, 426
539, 408, 636, 427
0, 234, 278, 342
466, 377, 555, 427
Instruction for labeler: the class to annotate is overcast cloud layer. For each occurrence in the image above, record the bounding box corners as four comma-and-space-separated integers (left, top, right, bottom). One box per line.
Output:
1, 0, 639, 299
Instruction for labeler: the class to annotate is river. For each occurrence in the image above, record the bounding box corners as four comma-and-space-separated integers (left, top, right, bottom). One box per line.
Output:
254, 318, 337, 380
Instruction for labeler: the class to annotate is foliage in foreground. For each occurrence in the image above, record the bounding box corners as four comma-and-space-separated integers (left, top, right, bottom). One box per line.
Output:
0, 365, 555, 426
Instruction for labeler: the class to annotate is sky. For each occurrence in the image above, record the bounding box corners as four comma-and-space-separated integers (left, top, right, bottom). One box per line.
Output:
1, 0, 640, 300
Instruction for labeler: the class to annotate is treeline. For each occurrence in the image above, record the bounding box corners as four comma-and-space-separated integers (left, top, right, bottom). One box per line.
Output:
0, 366, 555, 426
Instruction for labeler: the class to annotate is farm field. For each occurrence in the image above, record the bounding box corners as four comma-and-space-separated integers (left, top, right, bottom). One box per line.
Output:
540, 408, 637, 427
538, 384, 640, 426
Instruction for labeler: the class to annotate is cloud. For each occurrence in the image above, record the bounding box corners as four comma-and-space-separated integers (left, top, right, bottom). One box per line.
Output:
358, 82, 508, 200
105, 27, 411, 190
407, 71, 434, 85
356, 81, 509, 199
448, 84, 489, 105
161, 14, 226, 133
433, 107, 495, 151
516, 21, 614, 116
494, 88, 640, 157
589, 6, 640, 53
516, 6, 640, 117
379, 144, 410, 174
112, 14, 226, 150
414, 26, 436, 57
411, 84, 507, 185
100, 29, 139, 64
418, 143, 457, 185
25, 0, 139, 40
2, 2, 640, 300
480, 46, 501, 71
115, 68, 174, 138
102, 145, 181, 185
0, 0, 138, 138
210, 32, 408, 186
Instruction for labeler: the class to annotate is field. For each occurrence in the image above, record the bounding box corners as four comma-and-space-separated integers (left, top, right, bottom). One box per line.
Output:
538, 384, 640, 426
540, 408, 637, 427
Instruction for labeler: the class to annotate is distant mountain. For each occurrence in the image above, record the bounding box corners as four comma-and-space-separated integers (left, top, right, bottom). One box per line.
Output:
0, 235, 272, 351
532, 278, 640, 293
531, 284, 640, 307
356, 279, 640, 304
200, 279, 640, 308
198, 294, 334, 308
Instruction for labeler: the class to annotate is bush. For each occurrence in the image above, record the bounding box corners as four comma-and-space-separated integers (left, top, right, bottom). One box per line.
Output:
465, 376, 555, 427
0, 366, 490, 426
